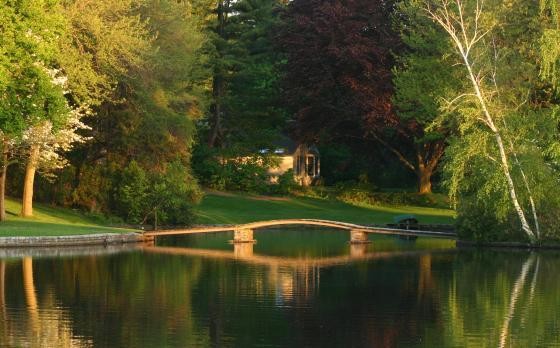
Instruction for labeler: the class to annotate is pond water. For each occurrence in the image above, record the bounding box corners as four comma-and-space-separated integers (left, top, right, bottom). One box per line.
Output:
0, 228, 559, 347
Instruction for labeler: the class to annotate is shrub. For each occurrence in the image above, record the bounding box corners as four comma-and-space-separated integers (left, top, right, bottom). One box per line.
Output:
334, 182, 449, 209
113, 161, 202, 225
269, 169, 298, 195
454, 197, 527, 243
192, 145, 278, 193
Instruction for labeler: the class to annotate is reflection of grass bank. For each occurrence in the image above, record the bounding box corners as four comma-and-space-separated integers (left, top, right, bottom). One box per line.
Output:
195, 192, 455, 225
0, 198, 134, 236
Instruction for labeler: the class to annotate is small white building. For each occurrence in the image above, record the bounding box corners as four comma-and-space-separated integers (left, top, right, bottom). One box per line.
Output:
266, 140, 320, 186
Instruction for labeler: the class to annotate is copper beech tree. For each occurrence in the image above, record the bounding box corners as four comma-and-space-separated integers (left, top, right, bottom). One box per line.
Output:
279, 0, 448, 193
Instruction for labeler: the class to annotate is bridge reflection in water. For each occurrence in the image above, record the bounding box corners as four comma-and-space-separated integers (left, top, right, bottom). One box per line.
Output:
141, 244, 446, 268
142, 243, 446, 307
0, 247, 546, 347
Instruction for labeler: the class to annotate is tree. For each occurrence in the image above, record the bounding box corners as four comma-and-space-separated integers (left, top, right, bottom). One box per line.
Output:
191, 0, 288, 190
206, 0, 233, 148
17, 0, 151, 217
423, 0, 560, 241
279, 0, 397, 142
0, 0, 70, 221
225, 0, 287, 150
202, 0, 286, 151
392, 0, 463, 193
539, 0, 560, 89
280, 0, 448, 192
57, 0, 207, 220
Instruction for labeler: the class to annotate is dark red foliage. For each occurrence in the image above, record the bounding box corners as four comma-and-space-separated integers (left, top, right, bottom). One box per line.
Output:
278, 0, 401, 143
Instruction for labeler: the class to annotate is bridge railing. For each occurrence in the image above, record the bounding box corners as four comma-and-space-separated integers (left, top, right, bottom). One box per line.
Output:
144, 219, 457, 244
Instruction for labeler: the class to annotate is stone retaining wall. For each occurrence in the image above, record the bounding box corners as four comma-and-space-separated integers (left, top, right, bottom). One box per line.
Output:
0, 233, 145, 248
0, 244, 141, 258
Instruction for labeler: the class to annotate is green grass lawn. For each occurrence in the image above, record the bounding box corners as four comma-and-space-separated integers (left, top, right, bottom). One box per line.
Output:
0, 198, 135, 237
195, 192, 455, 225
0, 192, 455, 237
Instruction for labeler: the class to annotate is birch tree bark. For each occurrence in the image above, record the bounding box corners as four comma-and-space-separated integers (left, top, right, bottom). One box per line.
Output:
424, 0, 537, 241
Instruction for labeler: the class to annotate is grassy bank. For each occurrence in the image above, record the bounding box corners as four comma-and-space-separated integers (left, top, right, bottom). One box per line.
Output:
0, 198, 134, 237
195, 192, 455, 225
0, 192, 454, 237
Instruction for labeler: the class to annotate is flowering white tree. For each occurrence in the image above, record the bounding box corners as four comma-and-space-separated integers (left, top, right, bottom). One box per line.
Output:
0, 0, 150, 221
20, 108, 91, 217
0, 0, 69, 221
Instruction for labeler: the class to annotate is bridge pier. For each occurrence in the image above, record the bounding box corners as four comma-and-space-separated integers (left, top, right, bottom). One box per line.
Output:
232, 228, 257, 243
234, 243, 254, 258
350, 229, 370, 244
350, 243, 368, 257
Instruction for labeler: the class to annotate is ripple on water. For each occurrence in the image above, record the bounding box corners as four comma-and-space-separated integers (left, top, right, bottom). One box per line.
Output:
0, 236, 559, 347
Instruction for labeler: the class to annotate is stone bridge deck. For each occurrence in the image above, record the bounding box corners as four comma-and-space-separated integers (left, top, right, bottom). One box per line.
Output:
144, 219, 456, 244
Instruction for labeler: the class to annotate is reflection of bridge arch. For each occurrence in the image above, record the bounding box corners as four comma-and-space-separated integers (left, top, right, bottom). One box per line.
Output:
141, 245, 455, 269
144, 219, 456, 244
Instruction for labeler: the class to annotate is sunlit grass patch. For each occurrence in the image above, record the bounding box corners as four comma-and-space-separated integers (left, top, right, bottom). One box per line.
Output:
195, 192, 455, 225
0, 198, 134, 236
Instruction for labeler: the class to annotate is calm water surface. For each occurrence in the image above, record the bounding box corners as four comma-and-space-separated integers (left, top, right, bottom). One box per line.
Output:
0, 228, 559, 347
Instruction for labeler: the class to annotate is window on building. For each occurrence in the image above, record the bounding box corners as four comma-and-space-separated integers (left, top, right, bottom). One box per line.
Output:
307, 156, 315, 177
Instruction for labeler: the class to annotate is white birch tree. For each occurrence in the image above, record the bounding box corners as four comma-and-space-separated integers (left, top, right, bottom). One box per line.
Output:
423, 0, 539, 241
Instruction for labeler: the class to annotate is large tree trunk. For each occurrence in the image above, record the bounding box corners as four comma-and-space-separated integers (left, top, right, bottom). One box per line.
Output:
461, 53, 535, 240
0, 142, 7, 222
208, 1, 229, 148
21, 144, 40, 218
208, 75, 224, 147
371, 134, 445, 194
417, 164, 433, 194
416, 142, 444, 194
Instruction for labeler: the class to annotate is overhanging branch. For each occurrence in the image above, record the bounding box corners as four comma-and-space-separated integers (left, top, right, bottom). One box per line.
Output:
371, 133, 416, 172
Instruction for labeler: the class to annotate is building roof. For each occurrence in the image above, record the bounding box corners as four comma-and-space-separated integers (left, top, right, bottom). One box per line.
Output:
259, 136, 319, 156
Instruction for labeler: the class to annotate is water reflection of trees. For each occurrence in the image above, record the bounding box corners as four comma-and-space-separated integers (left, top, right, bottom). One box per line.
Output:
0, 258, 91, 347
0, 250, 558, 347
182, 249, 445, 347
427, 251, 558, 347
0, 260, 6, 336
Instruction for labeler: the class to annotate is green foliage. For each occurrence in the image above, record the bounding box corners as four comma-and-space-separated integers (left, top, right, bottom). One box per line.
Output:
403, 0, 560, 241
202, 0, 288, 150
0, 0, 70, 137
114, 161, 202, 225
28, 0, 207, 222
539, 0, 560, 90
335, 184, 449, 210
454, 197, 525, 242
59, 0, 151, 106
115, 161, 149, 223
271, 169, 298, 195
70, 164, 113, 212
192, 145, 276, 193
444, 109, 560, 242
393, 0, 461, 134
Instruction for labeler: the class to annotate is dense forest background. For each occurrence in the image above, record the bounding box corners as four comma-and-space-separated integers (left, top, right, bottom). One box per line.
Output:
1, 0, 559, 242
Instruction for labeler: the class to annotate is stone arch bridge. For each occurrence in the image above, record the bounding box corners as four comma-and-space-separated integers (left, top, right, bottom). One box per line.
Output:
144, 219, 456, 244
